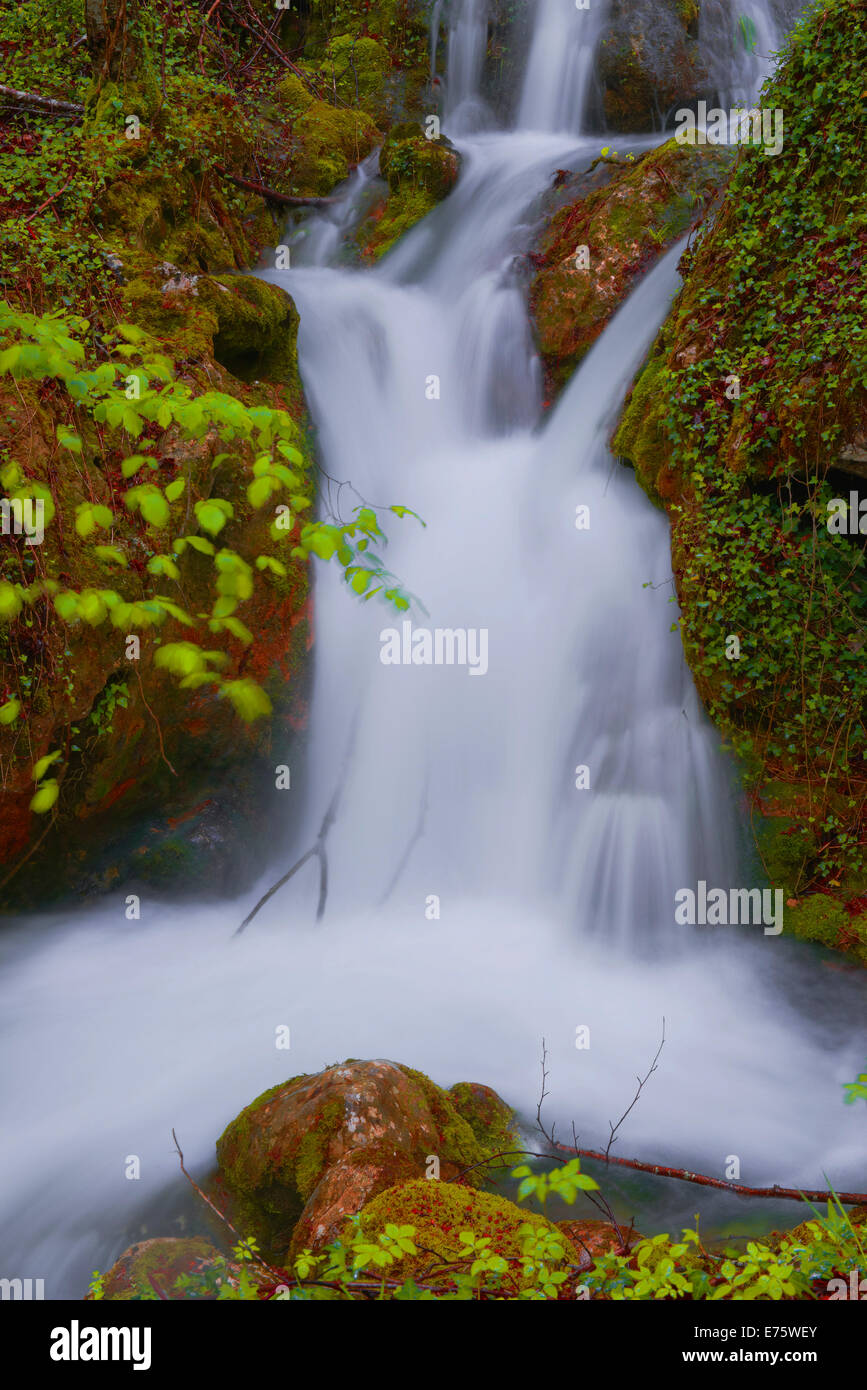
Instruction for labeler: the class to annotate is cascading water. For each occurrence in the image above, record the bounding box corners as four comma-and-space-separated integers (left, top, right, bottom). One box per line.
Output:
444, 0, 492, 131
699, 0, 805, 109
517, 0, 609, 133
0, 0, 864, 1299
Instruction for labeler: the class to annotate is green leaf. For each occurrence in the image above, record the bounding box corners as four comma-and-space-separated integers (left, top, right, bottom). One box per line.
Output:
219, 678, 272, 721
30, 778, 59, 814
93, 544, 128, 567
33, 749, 62, 781
147, 555, 180, 581
0, 697, 21, 724
0, 581, 23, 622
195, 498, 234, 536
165, 478, 185, 503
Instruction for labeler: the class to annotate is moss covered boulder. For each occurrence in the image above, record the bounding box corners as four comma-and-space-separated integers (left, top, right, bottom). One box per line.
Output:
216, 1060, 514, 1258
529, 137, 732, 401
352, 1177, 582, 1295
356, 123, 461, 262
89, 1237, 229, 1301
611, 0, 867, 956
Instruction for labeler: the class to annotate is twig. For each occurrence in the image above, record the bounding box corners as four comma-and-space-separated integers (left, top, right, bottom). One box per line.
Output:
235, 717, 358, 934
605, 1018, 665, 1160
24, 170, 77, 225
136, 666, 178, 776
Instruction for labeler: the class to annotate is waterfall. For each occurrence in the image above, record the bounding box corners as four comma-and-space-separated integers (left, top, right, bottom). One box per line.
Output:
444, 0, 491, 132
699, 0, 804, 108
0, 0, 864, 1299
517, 0, 609, 134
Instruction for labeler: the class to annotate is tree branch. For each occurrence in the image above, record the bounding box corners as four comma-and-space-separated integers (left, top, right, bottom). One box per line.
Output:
0, 84, 84, 117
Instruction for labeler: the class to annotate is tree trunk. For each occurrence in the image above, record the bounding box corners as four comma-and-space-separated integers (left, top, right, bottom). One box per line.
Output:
84, 0, 142, 84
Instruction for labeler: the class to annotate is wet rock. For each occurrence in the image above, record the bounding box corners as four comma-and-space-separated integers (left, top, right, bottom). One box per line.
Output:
598, 0, 705, 133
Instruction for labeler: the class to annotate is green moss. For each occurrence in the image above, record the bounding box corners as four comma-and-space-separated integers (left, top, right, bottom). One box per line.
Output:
396, 1065, 489, 1184
325, 35, 391, 114
755, 817, 817, 895
784, 895, 847, 947
355, 1178, 578, 1293
447, 1082, 519, 1158
292, 102, 380, 196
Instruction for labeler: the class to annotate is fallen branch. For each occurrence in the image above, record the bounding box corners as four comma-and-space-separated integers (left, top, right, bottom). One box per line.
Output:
552, 1142, 867, 1207
24, 169, 78, 225
215, 166, 336, 207
0, 84, 84, 118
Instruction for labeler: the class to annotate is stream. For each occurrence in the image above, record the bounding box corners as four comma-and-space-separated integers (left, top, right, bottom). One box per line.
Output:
1, 0, 864, 1299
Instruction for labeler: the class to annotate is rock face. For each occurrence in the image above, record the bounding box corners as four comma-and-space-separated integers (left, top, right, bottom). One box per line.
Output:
216, 1060, 518, 1258
598, 0, 705, 133
529, 138, 732, 402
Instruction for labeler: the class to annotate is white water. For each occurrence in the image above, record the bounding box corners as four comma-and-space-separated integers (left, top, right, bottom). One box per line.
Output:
699, 0, 803, 109
1, 0, 864, 1299
444, 0, 492, 131
517, 0, 608, 134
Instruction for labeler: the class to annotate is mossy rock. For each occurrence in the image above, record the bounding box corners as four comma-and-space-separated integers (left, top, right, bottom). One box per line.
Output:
291, 102, 380, 197
216, 1060, 509, 1259
355, 125, 461, 261
447, 1081, 519, 1159
201, 274, 301, 388
353, 1178, 580, 1294
530, 138, 732, 402
90, 1237, 222, 1301
324, 35, 392, 116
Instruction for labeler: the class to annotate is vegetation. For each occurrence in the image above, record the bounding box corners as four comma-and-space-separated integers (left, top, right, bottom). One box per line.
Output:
614, 0, 867, 956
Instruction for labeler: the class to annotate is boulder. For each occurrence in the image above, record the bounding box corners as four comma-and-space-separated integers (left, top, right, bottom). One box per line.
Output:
216, 1060, 512, 1258
89, 1236, 227, 1300
352, 1177, 582, 1295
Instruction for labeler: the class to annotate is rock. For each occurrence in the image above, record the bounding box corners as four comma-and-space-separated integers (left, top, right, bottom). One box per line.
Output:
529, 137, 732, 401
89, 1236, 226, 1300
558, 1218, 641, 1271
355, 123, 460, 262
216, 1060, 511, 1258
447, 1081, 519, 1157
598, 0, 705, 133
352, 1177, 582, 1295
